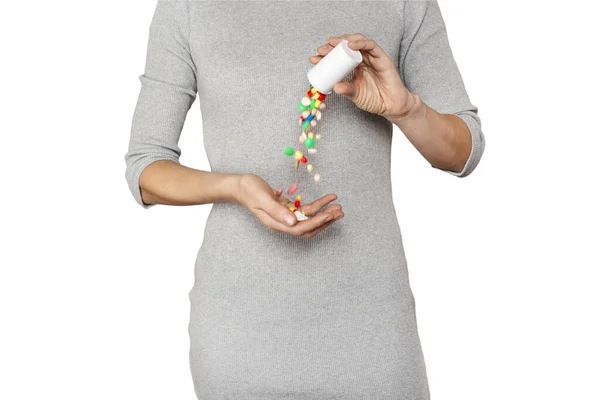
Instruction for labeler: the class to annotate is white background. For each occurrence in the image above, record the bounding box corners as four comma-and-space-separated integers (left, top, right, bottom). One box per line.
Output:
1, 0, 599, 399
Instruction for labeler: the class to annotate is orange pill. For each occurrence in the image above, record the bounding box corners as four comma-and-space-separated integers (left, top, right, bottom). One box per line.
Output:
287, 183, 298, 195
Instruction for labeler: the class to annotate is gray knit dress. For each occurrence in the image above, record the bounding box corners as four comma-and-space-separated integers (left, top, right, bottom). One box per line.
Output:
125, 1, 485, 398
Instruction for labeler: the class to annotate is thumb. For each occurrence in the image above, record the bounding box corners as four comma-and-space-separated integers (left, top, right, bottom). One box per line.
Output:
265, 198, 297, 226
333, 81, 356, 99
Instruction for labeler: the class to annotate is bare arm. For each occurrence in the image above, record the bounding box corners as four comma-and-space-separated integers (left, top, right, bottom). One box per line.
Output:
139, 160, 242, 206
386, 93, 472, 174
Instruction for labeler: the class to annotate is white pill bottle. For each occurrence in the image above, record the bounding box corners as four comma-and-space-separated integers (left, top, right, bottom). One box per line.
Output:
307, 39, 363, 94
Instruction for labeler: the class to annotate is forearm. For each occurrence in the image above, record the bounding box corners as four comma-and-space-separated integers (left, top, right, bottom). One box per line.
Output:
387, 93, 472, 173
139, 160, 242, 206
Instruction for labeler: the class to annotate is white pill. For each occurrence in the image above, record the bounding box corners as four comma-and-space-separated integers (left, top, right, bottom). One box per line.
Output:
316, 111, 322, 121
294, 210, 309, 221
308, 148, 317, 154
301, 97, 311, 106
314, 173, 321, 182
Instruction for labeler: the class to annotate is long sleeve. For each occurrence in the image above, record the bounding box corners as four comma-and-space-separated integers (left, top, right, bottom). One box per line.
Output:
399, 0, 485, 177
124, 0, 198, 208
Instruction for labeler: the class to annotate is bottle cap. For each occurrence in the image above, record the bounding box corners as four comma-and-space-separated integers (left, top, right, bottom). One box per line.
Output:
307, 39, 363, 94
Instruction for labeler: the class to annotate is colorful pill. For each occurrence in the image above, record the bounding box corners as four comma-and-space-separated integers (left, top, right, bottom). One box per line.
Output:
284, 146, 294, 156
316, 111, 322, 121
311, 88, 318, 94
294, 158, 300, 168
307, 164, 313, 172
306, 113, 315, 123
305, 138, 315, 148
308, 132, 314, 139
287, 183, 298, 195
296, 195, 301, 201
299, 132, 306, 143
310, 120, 317, 127
310, 98, 316, 109
308, 148, 317, 154
302, 111, 310, 119
306, 89, 314, 97
318, 93, 326, 101
301, 97, 311, 106
289, 206, 295, 212
314, 173, 321, 182
319, 103, 326, 110
294, 199, 301, 207
302, 120, 310, 131
315, 100, 321, 108
298, 102, 308, 111
295, 150, 303, 159
300, 155, 307, 163
311, 108, 317, 115
315, 133, 321, 140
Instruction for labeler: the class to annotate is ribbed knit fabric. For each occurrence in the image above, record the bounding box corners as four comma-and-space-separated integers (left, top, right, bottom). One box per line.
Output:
125, 1, 484, 399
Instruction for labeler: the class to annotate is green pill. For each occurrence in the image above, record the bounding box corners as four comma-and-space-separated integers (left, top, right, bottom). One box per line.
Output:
305, 138, 315, 148
284, 146, 294, 156
310, 98, 316, 109
302, 121, 309, 131
298, 102, 308, 111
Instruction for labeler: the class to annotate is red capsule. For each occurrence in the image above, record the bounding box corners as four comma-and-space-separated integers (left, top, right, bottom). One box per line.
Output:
306, 89, 313, 97
318, 93, 326, 101
294, 200, 301, 208
300, 155, 307, 164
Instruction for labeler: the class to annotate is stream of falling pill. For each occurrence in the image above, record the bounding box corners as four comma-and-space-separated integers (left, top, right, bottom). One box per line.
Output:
283, 85, 327, 216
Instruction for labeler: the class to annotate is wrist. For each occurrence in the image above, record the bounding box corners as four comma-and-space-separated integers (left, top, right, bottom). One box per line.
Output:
386, 92, 425, 125
229, 173, 245, 205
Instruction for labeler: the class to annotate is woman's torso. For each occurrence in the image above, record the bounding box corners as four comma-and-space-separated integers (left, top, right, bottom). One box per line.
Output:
186, 1, 429, 398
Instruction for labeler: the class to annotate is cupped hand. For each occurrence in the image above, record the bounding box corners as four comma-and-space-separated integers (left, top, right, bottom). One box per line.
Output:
309, 34, 417, 119
236, 174, 344, 238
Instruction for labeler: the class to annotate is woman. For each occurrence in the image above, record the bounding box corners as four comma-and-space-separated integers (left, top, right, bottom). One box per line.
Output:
125, 0, 485, 398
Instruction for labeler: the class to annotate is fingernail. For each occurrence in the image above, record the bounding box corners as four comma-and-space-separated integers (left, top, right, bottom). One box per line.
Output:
284, 214, 296, 226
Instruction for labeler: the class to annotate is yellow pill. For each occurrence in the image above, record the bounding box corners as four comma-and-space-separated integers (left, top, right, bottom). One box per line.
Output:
295, 151, 303, 159
315, 100, 321, 108
307, 164, 313, 172
311, 88, 317, 94
289, 206, 295, 211
316, 134, 321, 140
308, 132, 314, 139
296, 195, 301, 201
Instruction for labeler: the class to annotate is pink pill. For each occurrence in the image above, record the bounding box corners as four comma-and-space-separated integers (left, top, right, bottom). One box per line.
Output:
310, 120, 317, 127
319, 103, 326, 110
287, 183, 299, 195
302, 111, 310, 119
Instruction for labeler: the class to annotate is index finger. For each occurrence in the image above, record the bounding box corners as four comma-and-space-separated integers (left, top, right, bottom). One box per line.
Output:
299, 193, 338, 216
328, 34, 385, 59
